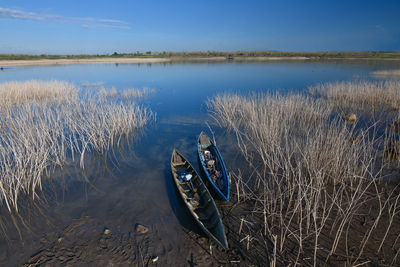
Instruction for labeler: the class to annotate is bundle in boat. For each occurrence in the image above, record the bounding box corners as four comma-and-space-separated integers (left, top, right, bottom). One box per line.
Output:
171, 149, 228, 249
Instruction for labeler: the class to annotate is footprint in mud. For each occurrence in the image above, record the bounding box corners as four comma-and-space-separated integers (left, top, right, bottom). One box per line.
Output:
25, 215, 236, 266
25, 218, 140, 266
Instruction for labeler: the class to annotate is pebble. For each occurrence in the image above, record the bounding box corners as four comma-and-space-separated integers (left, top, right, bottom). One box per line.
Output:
135, 223, 149, 234
103, 228, 111, 235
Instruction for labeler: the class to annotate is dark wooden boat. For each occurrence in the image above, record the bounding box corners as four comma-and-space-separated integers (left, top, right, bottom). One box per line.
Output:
197, 132, 230, 201
171, 149, 228, 249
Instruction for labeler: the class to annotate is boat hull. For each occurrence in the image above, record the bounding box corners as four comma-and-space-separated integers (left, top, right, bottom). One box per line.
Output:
171, 149, 228, 249
197, 132, 230, 201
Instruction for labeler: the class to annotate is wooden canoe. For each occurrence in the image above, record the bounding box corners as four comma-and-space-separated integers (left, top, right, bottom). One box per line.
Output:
197, 132, 230, 201
171, 149, 228, 249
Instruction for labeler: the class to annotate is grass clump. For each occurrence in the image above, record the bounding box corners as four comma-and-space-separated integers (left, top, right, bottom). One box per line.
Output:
208, 80, 400, 266
0, 80, 154, 212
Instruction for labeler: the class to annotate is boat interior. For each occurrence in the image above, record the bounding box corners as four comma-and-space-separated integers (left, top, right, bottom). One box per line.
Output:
172, 150, 228, 248
172, 151, 219, 230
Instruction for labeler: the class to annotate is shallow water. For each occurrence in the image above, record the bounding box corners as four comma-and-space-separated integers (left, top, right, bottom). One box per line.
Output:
0, 60, 399, 265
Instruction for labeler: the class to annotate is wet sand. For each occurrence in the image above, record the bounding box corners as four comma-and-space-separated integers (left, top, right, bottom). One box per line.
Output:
20, 203, 247, 267
0, 165, 249, 266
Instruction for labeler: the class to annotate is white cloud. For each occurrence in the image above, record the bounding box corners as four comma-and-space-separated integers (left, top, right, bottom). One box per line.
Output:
0, 7, 130, 30
0, 7, 44, 20
98, 18, 126, 24
81, 24, 131, 30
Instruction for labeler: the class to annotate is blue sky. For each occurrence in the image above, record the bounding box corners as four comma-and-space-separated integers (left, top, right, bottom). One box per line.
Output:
0, 0, 399, 54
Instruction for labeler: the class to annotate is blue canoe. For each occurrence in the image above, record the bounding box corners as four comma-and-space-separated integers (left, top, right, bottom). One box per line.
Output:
197, 132, 230, 201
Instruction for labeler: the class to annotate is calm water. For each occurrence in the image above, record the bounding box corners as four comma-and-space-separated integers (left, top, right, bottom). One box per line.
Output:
0, 61, 399, 265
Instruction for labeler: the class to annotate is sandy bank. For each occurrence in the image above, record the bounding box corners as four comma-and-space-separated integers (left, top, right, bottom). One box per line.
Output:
371, 69, 400, 77
0, 56, 313, 67
234, 56, 309, 61
0, 57, 172, 67
175, 56, 310, 61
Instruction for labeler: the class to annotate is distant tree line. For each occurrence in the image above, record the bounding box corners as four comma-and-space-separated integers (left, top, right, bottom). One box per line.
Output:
1, 51, 400, 61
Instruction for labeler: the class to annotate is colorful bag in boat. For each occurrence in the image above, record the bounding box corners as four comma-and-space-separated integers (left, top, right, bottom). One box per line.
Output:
176, 169, 192, 182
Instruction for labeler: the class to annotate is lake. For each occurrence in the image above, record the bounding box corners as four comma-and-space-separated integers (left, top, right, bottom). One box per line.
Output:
0, 60, 399, 265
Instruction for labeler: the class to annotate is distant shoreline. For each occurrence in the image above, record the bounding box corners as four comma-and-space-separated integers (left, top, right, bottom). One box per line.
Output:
1, 55, 400, 67
0, 58, 171, 67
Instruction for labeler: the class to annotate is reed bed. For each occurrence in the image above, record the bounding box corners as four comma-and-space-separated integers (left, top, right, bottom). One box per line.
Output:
0, 80, 77, 108
100, 87, 155, 100
0, 80, 154, 212
122, 87, 155, 100
208, 80, 400, 266
309, 80, 400, 115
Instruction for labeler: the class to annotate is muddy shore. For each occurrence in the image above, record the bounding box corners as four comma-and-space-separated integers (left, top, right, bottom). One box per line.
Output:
17, 182, 400, 267
20, 203, 251, 267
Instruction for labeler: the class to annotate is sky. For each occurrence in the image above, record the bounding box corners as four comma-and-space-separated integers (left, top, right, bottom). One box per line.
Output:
0, 0, 399, 54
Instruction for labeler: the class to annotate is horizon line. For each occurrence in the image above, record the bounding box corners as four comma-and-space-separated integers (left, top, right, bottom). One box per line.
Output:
1, 50, 400, 56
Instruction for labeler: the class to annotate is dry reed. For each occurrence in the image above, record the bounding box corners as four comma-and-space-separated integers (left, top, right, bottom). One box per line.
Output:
0, 80, 77, 108
309, 80, 400, 115
122, 87, 155, 100
0, 80, 154, 212
99, 87, 155, 100
208, 80, 400, 266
